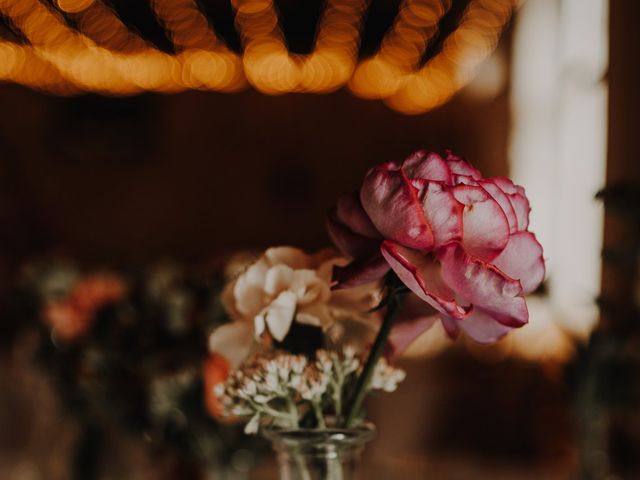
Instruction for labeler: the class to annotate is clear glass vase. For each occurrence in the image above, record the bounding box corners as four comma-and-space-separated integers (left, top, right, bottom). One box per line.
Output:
264, 424, 376, 480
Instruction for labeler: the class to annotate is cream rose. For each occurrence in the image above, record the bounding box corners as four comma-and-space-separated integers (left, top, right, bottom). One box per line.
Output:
222, 246, 379, 342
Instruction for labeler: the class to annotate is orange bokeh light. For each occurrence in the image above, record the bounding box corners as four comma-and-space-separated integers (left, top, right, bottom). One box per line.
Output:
0, 0, 515, 112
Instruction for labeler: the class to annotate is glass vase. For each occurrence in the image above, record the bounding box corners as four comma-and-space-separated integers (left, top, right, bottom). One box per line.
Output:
264, 424, 375, 480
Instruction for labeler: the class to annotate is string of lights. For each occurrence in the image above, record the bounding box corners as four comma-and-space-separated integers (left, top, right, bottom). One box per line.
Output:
72, 1, 148, 53
386, 0, 517, 113
234, 0, 367, 94
349, 0, 451, 99
0, 0, 516, 114
150, 0, 246, 91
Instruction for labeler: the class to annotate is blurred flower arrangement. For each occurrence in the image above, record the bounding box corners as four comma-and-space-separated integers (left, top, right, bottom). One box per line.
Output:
17, 259, 265, 478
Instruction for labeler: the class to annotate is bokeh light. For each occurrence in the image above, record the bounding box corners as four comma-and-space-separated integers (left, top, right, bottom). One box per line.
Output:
0, 0, 515, 111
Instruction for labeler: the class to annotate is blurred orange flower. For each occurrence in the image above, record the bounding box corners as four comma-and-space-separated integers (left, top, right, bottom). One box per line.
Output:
43, 273, 126, 341
202, 353, 231, 420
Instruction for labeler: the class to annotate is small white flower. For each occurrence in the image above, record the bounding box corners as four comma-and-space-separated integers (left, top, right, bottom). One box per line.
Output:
245, 413, 261, 434
300, 367, 330, 401
214, 347, 406, 435
315, 350, 333, 373
265, 372, 279, 392
343, 344, 356, 360
291, 356, 307, 375
213, 384, 226, 397
371, 358, 406, 393
242, 380, 257, 397
253, 394, 271, 404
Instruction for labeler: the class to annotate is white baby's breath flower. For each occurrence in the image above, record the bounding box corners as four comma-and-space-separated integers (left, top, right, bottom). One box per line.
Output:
291, 356, 306, 375
371, 358, 406, 393
253, 394, 272, 404
213, 383, 226, 397
300, 369, 330, 401
265, 371, 279, 392
245, 413, 261, 434
315, 350, 334, 373
214, 347, 406, 435
343, 344, 357, 360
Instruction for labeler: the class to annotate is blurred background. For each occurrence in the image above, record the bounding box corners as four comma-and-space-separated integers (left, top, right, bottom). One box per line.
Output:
1, 0, 639, 478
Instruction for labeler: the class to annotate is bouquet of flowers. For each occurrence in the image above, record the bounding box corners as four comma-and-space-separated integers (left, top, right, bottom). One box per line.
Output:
207, 247, 401, 431
207, 149, 546, 478
12, 149, 545, 479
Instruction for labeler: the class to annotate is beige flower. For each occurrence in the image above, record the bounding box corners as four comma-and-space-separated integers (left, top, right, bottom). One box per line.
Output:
222, 246, 380, 342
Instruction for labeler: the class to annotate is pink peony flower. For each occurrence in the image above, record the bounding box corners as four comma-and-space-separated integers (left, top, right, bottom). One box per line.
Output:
327, 150, 545, 349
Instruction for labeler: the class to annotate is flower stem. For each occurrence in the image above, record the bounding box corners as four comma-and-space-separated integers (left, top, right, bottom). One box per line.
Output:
313, 401, 326, 429
286, 397, 300, 428
342, 291, 403, 427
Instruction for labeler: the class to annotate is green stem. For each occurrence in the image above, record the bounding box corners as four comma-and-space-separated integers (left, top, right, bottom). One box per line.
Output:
313, 401, 326, 429
293, 454, 312, 480
342, 292, 403, 427
286, 397, 300, 428
333, 381, 342, 421
257, 404, 295, 422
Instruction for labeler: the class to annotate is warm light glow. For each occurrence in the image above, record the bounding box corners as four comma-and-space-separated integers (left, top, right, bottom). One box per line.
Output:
386, 0, 517, 114
75, 1, 147, 53
151, 0, 246, 91
0, 43, 23, 78
56, 0, 95, 14
0, 0, 514, 111
510, 0, 609, 338
350, 0, 450, 99
235, 0, 367, 94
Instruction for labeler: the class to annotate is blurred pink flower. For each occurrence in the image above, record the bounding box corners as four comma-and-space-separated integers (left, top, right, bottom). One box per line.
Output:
327, 150, 545, 350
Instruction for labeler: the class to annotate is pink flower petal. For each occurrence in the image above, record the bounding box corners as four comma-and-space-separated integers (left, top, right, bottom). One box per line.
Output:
327, 207, 379, 257
420, 182, 464, 248
361, 163, 434, 251
335, 192, 379, 238
332, 252, 390, 289
388, 294, 450, 356
491, 177, 531, 231
510, 193, 531, 231
458, 308, 514, 343
440, 315, 461, 338
444, 151, 481, 179
380, 240, 469, 318
438, 243, 528, 327
453, 175, 478, 186
479, 179, 518, 234
451, 185, 510, 261
492, 231, 545, 294
402, 150, 453, 184
387, 314, 438, 357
